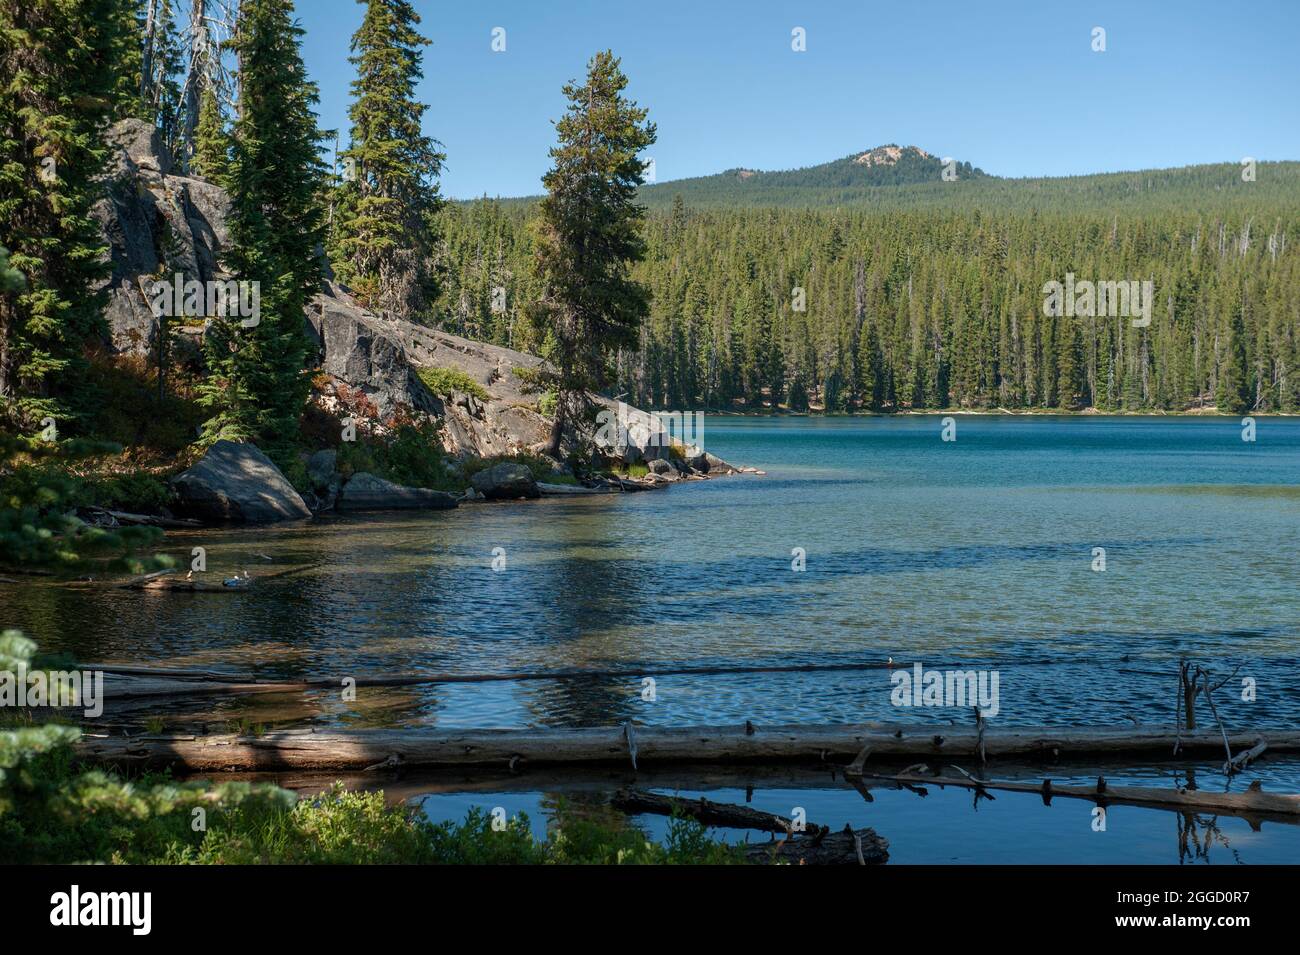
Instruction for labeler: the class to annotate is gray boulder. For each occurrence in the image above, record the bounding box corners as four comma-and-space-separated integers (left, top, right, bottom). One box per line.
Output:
171, 441, 312, 524
307, 449, 339, 490
704, 452, 737, 474
648, 458, 679, 477
470, 462, 540, 500
336, 472, 459, 511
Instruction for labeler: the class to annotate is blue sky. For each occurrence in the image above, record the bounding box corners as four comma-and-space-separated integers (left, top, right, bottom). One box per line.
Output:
291, 0, 1300, 199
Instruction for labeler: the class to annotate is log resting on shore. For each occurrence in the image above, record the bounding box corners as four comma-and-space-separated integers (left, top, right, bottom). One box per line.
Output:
74, 722, 1300, 773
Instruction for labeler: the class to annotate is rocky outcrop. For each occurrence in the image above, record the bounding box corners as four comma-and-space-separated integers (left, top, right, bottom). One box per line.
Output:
335, 472, 458, 512
93, 119, 232, 356
469, 462, 540, 500
92, 120, 745, 486
170, 441, 312, 524
307, 282, 551, 458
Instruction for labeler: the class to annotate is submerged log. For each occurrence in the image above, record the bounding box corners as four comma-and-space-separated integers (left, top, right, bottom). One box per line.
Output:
743, 826, 889, 865
612, 787, 803, 834
862, 769, 1300, 819
100, 673, 308, 700
73, 722, 1300, 773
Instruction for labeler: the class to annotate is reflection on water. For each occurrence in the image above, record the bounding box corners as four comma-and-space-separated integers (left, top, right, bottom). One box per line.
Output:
5, 415, 1298, 740
353, 756, 1300, 865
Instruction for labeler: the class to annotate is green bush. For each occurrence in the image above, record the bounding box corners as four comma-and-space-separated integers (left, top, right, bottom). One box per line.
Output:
416, 366, 490, 402
0, 436, 172, 573
336, 420, 460, 491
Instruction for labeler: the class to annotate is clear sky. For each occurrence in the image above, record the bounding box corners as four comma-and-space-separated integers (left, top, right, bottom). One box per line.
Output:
290, 0, 1300, 199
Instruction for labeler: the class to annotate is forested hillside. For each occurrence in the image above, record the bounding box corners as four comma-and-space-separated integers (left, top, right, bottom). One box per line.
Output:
438, 170, 1300, 415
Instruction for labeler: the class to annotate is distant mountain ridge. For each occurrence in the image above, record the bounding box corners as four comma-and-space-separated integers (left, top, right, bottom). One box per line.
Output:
477, 144, 1300, 215
633, 145, 1300, 213
653, 143, 985, 197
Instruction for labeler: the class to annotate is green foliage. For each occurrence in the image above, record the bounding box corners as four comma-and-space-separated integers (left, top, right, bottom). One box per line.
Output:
0, 0, 138, 425
1, 630, 745, 866
533, 50, 657, 449
0, 434, 171, 571
335, 419, 458, 490
419, 804, 745, 865
633, 153, 1300, 213
189, 86, 230, 183
329, 0, 444, 319
438, 198, 1300, 414
416, 366, 489, 402
199, 0, 327, 453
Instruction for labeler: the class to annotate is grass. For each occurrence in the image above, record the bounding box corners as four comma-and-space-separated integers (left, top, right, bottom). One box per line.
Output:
416, 366, 490, 403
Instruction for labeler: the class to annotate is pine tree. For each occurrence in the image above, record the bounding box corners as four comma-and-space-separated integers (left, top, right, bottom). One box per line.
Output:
190, 86, 229, 182
533, 51, 655, 453
1216, 304, 1251, 414
0, 0, 138, 427
332, 0, 444, 320
199, 0, 325, 451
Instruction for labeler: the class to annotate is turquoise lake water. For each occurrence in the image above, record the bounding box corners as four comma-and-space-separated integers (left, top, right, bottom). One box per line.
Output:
11, 413, 1298, 863
10, 414, 1299, 732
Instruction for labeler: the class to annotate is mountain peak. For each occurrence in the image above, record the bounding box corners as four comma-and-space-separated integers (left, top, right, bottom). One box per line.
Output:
852, 144, 932, 167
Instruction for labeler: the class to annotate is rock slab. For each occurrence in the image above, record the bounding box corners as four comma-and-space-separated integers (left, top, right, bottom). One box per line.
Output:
470, 462, 540, 500
171, 441, 312, 524
336, 472, 459, 511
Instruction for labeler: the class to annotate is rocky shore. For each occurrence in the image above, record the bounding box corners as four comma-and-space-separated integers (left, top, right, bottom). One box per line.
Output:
90, 119, 753, 527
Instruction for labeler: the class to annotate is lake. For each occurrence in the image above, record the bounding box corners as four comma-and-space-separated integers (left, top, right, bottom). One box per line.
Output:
9, 414, 1299, 862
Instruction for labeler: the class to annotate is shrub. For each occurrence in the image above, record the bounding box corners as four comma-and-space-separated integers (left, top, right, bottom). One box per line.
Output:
0, 633, 747, 866
416, 366, 489, 402
0, 435, 172, 573
336, 420, 459, 491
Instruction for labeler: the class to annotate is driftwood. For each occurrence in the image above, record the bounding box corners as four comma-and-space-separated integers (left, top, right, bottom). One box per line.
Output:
610, 787, 889, 865
73, 722, 1300, 773
118, 561, 323, 593
743, 826, 888, 865
83, 507, 203, 529
536, 482, 614, 495
861, 769, 1300, 819
612, 788, 804, 834
75, 656, 1069, 693
99, 673, 308, 700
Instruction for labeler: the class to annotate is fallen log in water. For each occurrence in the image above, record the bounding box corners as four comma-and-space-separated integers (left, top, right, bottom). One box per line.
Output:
73, 722, 1300, 773
744, 826, 888, 865
612, 787, 802, 834
608, 788, 886, 863
859, 769, 1300, 819
119, 561, 324, 593
100, 673, 309, 700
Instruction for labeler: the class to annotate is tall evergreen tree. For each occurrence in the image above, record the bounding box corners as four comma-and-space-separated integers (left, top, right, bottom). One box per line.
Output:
0, 0, 137, 426
190, 86, 229, 181
533, 51, 656, 453
198, 0, 325, 451
1216, 304, 1252, 414
332, 0, 444, 320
